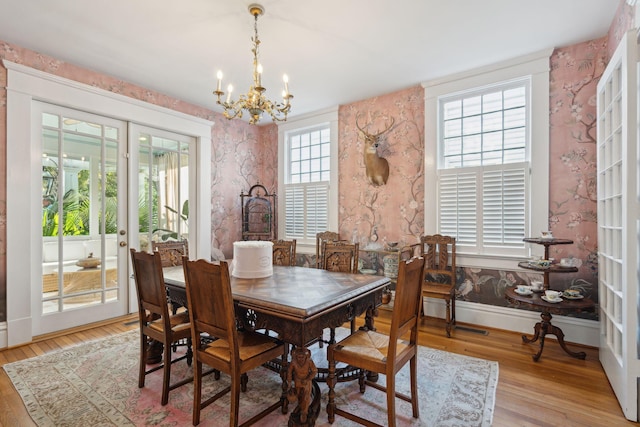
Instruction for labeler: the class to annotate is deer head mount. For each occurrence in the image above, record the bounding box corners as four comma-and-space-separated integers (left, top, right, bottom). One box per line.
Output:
356, 114, 395, 186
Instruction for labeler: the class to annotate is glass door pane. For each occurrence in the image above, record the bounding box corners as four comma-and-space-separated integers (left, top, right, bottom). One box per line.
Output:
40, 111, 124, 314
135, 130, 190, 252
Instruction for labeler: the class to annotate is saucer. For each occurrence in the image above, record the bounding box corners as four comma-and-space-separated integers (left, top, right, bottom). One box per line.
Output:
541, 295, 562, 303
514, 288, 533, 296
562, 293, 584, 300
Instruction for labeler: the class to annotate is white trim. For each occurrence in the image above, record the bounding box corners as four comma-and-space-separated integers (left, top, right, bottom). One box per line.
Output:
0, 322, 6, 349
3, 60, 213, 347
277, 107, 339, 254
422, 50, 552, 267
424, 298, 599, 347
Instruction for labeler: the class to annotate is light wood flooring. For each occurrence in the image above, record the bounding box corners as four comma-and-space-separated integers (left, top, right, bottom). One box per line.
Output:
0, 311, 636, 427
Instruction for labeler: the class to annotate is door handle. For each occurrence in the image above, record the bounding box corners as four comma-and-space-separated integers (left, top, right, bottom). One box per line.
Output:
119, 241, 127, 247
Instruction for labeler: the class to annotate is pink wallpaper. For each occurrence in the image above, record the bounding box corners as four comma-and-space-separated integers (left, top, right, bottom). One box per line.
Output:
338, 86, 425, 248
210, 119, 278, 257
0, 41, 277, 322
547, 37, 608, 286
608, 0, 635, 59
0, 0, 634, 324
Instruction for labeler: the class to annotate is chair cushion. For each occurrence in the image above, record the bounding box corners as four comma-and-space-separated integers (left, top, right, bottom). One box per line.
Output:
202, 332, 281, 362
423, 283, 454, 297
334, 330, 409, 363
148, 311, 191, 333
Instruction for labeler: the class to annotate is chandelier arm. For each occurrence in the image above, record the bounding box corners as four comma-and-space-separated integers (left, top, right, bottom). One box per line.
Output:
214, 4, 292, 124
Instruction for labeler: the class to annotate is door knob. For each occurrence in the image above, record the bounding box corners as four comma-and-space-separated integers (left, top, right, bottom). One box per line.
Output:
119, 241, 127, 247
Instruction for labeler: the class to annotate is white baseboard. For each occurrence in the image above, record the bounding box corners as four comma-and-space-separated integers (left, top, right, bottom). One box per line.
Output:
423, 298, 599, 347
0, 322, 7, 349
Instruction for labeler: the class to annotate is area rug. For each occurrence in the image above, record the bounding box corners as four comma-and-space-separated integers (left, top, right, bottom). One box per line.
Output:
3, 329, 498, 426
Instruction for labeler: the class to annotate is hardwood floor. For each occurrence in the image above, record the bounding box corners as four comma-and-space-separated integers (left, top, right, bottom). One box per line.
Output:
0, 312, 635, 427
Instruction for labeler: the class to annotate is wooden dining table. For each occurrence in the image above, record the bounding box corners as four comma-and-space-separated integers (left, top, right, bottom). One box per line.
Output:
163, 264, 390, 426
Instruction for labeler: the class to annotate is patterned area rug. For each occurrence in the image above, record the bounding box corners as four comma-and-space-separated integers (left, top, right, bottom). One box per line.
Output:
3, 329, 498, 426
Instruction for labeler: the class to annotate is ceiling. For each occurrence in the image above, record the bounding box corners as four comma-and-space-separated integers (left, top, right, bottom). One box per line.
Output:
0, 0, 621, 121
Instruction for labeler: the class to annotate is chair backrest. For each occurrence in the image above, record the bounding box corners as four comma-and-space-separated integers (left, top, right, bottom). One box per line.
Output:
316, 231, 340, 268
130, 249, 171, 321
152, 240, 189, 267
182, 259, 239, 358
420, 234, 456, 287
272, 239, 297, 266
388, 256, 426, 353
322, 241, 359, 274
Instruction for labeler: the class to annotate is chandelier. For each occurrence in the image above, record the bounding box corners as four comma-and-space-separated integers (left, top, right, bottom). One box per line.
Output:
214, 4, 293, 125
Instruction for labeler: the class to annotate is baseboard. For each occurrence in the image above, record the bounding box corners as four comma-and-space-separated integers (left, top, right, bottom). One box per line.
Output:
423, 298, 599, 347
0, 322, 7, 349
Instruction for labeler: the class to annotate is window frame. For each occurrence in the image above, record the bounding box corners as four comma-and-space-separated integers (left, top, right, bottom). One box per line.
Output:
422, 50, 551, 269
277, 107, 339, 253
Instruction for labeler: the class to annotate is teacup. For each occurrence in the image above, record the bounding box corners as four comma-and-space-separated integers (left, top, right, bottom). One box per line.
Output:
540, 231, 553, 239
545, 290, 561, 300
560, 258, 574, 267
564, 289, 581, 298
517, 285, 530, 293
530, 280, 543, 291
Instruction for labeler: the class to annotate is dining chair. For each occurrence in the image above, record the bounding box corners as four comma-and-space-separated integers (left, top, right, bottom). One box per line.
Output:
420, 234, 457, 337
182, 258, 288, 426
315, 231, 340, 268
319, 241, 359, 345
152, 239, 191, 354
152, 240, 189, 267
322, 240, 359, 274
129, 248, 193, 406
326, 256, 426, 427
271, 238, 297, 266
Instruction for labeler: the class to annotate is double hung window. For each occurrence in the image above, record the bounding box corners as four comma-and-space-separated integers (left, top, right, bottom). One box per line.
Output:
278, 109, 338, 250
424, 52, 550, 265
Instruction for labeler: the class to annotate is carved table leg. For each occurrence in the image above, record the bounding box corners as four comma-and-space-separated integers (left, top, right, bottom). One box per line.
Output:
523, 311, 586, 361
287, 347, 320, 427
548, 321, 587, 360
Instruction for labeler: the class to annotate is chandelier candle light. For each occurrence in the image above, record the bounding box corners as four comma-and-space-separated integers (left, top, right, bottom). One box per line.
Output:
214, 4, 293, 124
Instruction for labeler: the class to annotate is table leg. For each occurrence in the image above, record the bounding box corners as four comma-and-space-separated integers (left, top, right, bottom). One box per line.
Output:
522, 311, 586, 361
287, 346, 320, 426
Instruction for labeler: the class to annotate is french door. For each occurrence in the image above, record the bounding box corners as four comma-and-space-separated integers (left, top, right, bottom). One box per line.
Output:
33, 107, 195, 334
596, 30, 639, 421
35, 103, 129, 334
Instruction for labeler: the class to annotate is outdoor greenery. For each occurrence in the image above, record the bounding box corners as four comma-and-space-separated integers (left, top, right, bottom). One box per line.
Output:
42, 163, 184, 239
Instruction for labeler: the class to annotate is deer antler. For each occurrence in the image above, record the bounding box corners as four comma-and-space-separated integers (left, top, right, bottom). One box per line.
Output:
355, 113, 395, 138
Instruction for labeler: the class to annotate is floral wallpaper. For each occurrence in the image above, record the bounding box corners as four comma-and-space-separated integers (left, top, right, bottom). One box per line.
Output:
456, 36, 609, 317
0, 40, 265, 323
0, 0, 634, 325
210, 120, 278, 258
337, 86, 425, 249
455, 4, 634, 317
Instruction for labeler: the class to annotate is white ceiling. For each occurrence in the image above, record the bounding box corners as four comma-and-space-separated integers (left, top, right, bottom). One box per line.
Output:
0, 0, 620, 120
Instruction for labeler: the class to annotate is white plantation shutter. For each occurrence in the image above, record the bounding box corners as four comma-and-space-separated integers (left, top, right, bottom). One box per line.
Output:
285, 186, 305, 238
285, 182, 329, 241
439, 171, 477, 245
439, 164, 527, 255
482, 164, 527, 248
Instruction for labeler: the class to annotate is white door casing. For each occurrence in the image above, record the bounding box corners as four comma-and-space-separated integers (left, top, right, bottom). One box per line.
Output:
4, 60, 212, 346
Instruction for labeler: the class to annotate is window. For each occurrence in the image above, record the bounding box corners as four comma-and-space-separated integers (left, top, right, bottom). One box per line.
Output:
423, 51, 551, 267
278, 108, 338, 250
